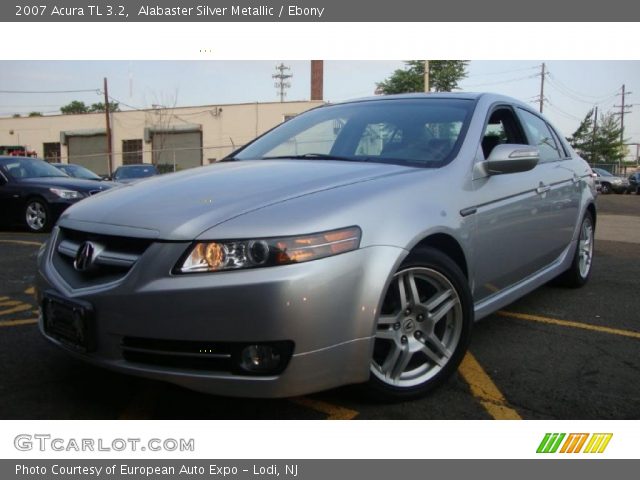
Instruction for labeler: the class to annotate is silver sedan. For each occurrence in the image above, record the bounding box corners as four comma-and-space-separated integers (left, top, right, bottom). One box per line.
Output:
36, 93, 597, 399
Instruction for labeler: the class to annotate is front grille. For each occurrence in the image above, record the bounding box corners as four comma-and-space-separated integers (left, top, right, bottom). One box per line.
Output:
52, 228, 153, 289
121, 337, 294, 375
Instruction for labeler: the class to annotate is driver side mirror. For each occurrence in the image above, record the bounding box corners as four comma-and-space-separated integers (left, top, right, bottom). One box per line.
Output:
483, 144, 539, 175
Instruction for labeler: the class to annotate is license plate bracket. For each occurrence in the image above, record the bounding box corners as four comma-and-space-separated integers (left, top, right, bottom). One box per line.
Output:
42, 291, 96, 352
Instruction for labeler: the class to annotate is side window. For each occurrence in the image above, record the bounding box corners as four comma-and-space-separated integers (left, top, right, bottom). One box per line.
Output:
518, 109, 562, 162
548, 126, 569, 158
481, 107, 527, 160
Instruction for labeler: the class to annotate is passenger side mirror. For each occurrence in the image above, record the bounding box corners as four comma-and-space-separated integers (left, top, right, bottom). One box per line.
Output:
484, 144, 539, 175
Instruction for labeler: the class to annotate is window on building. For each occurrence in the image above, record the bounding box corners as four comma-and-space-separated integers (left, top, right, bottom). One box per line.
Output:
122, 139, 143, 165
43, 142, 61, 162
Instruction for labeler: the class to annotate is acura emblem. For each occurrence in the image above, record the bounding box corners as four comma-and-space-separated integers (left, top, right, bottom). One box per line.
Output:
74, 242, 96, 272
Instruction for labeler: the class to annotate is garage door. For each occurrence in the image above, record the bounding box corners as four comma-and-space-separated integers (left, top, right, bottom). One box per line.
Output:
67, 135, 109, 176
152, 131, 202, 171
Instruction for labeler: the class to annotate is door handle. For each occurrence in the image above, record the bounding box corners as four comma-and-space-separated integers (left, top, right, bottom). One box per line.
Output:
536, 184, 551, 195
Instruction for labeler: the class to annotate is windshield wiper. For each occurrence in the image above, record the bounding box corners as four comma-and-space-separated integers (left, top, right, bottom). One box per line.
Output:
260, 153, 361, 162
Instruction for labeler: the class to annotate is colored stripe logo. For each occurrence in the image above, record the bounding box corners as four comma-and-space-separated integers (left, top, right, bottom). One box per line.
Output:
537, 433, 612, 454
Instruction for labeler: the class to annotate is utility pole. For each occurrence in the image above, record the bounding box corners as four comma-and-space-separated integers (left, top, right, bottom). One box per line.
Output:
273, 63, 292, 102
103, 77, 113, 175
424, 60, 430, 93
591, 105, 598, 163
538, 62, 546, 113
614, 84, 632, 145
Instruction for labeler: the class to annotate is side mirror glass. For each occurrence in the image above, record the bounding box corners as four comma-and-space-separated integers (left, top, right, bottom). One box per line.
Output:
484, 144, 539, 175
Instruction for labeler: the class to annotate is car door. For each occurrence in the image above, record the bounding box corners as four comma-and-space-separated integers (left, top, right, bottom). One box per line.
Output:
0, 168, 21, 226
469, 105, 553, 302
516, 108, 580, 263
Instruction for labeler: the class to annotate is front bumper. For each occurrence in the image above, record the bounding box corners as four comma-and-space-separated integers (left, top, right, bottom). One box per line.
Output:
36, 230, 405, 397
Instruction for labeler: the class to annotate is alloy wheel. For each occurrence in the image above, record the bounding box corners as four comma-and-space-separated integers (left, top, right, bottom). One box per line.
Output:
25, 201, 47, 231
578, 216, 594, 278
371, 267, 463, 388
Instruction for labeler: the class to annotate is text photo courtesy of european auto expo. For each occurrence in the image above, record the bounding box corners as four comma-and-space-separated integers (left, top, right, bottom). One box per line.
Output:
1, 60, 639, 420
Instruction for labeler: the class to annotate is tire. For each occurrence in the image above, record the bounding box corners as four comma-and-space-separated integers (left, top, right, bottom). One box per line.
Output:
367, 247, 473, 400
24, 198, 51, 233
600, 183, 611, 194
554, 211, 594, 288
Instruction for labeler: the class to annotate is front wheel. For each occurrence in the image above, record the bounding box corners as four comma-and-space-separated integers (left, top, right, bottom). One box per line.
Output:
368, 248, 473, 399
600, 183, 612, 194
24, 198, 51, 233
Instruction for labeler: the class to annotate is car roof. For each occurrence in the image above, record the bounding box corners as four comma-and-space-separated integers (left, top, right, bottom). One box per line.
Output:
333, 92, 526, 107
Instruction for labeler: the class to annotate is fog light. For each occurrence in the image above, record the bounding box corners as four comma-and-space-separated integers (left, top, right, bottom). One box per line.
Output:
240, 345, 281, 372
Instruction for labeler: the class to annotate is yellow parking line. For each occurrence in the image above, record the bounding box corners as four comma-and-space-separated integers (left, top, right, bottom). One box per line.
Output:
0, 296, 9, 301
25, 287, 35, 295
498, 311, 640, 340
458, 352, 522, 420
0, 304, 33, 316
290, 396, 359, 420
0, 300, 22, 307
0, 318, 38, 327
0, 239, 43, 247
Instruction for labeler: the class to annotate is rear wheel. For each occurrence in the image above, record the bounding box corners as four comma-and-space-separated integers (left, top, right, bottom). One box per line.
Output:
368, 248, 473, 399
554, 211, 594, 288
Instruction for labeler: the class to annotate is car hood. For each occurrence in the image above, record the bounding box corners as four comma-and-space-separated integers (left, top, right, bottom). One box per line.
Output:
16, 176, 115, 192
58, 160, 415, 240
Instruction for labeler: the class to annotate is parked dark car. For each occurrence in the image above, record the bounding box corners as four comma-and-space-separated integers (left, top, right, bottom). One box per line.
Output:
0, 156, 114, 232
628, 172, 640, 194
111, 164, 159, 184
50, 163, 104, 182
592, 167, 629, 194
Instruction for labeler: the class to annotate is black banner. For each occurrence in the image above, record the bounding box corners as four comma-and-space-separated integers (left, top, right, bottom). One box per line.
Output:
6, 0, 640, 22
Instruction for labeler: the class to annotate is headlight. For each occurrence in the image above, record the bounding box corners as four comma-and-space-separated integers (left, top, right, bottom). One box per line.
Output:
49, 188, 83, 199
176, 226, 361, 273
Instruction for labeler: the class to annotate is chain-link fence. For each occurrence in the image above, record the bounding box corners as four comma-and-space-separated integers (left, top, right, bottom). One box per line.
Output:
45, 143, 241, 177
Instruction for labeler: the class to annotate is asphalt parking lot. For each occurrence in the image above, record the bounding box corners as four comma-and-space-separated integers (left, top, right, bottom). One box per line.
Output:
1, 194, 639, 420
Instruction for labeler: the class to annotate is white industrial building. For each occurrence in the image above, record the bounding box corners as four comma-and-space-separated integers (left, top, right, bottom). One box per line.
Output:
0, 100, 324, 175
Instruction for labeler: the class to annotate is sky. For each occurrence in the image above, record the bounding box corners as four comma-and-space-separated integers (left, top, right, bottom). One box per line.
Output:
1, 60, 639, 151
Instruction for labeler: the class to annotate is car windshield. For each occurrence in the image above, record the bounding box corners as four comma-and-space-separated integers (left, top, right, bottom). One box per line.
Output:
0, 157, 68, 179
233, 98, 475, 168
114, 165, 157, 179
62, 164, 101, 180
594, 168, 614, 177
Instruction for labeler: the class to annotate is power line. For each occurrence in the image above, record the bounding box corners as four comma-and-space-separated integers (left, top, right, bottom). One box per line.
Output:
547, 73, 619, 101
462, 74, 537, 89
546, 77, 617, 105
467, 65, 539, 77
0, 89, 100, 94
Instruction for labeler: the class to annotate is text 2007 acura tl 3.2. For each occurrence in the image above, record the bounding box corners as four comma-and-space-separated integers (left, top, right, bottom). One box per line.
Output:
36, 93, 596, 399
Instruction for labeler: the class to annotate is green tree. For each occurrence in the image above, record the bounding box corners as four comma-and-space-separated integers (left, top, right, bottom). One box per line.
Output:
60, 100, 89, 114
89, 101, 120, 113
592, 113, 626, 164
567, 109, 595, 160
568, 110, 626, 164
12, 113, 21, 118
376, 60, 469, 94
28, 112, 43, 117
